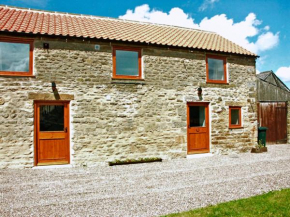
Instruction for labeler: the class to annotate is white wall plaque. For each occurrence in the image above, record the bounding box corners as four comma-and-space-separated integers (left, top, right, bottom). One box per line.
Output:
95, 45, 100, 50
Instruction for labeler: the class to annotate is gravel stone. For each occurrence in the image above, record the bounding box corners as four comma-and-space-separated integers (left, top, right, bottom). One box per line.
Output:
1, 144, 290, 217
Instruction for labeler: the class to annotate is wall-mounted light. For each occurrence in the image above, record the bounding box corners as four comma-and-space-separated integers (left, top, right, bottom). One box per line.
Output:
43, 43, 49, 49
197, 87, 202, 96
52, 81, 57, 92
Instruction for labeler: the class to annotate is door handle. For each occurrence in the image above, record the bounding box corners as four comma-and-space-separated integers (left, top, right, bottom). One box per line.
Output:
64, 127, 67, 133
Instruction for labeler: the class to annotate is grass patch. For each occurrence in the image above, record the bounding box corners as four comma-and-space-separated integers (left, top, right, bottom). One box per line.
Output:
163, 188, 290, 217
108, 157, 162, 166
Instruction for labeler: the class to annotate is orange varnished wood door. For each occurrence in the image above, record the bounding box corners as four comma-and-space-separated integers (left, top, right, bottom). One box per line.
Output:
35, 101, 70, 166
187, 102, 210, 154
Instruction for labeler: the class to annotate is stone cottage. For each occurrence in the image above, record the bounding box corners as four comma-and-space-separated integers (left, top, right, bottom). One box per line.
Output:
0, 6, 258, 168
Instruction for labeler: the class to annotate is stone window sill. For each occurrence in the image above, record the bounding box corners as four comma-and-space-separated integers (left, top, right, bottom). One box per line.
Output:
206, 82, 229, 85
202, 83, 236, 88
229, 126, 244, 129
0, 75, 36, 78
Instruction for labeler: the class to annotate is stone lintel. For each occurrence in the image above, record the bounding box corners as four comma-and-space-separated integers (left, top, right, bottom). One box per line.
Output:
28, 93, 74, 100
225, 101, 247, 107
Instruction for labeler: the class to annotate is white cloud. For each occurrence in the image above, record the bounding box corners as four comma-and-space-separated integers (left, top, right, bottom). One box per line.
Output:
199, 13, 279, 54
199, 13, 259, 51
276, 66, 290, 82
256, 69, 260, 74
254, 32, 279, 52
119, 4, 198, 29
199, 0, 219, 11
119, 5, 279, 55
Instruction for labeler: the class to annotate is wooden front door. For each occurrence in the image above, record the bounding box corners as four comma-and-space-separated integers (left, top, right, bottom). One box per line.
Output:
34, 101, 70, 166
187, 102, 210, 154
258, 102, 287, 144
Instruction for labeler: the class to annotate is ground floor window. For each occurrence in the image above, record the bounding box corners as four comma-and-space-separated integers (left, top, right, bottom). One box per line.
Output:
229, 106, 242, 128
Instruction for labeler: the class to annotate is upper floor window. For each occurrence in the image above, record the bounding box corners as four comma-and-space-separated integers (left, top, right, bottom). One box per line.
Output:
112, 46, 142, 79
206, 55, 227, 84
229, 106, 242, 129
0, 37, 33, 76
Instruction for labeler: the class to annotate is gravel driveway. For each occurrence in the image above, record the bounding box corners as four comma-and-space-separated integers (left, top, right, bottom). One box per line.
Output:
1, 144, 290, 217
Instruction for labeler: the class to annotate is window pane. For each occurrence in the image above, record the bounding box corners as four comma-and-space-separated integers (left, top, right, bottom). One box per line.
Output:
116, 50, 139, 76
231, 109, 240, 125
0, 42, 30, 72
40, 105, 64, 131
190, 106, 205, 127
208, 58, 224, 80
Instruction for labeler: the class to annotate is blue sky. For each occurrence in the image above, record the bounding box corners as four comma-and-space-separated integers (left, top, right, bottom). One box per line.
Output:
2, 0, 290, 88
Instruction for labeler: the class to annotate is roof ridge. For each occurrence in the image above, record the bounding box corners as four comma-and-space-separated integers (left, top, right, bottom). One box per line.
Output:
0, 4, 215, 34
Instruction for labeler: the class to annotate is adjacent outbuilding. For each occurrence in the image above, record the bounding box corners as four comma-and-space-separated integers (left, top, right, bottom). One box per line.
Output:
257, 70, 290, 144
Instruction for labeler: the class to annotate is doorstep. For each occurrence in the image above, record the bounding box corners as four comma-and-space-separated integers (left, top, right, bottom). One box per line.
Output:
187, 153, 213, 159
33, 164, 73, 169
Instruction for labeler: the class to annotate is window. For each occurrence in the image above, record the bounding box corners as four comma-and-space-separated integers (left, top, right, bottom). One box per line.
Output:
229, 106, 242, 128
0, 37, 33, 76
206, 55, 227, 84
112, 47, 142, 79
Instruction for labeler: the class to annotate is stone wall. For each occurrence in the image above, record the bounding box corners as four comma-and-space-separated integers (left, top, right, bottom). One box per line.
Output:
0, 36, 257, 168
288, 102, 290, 143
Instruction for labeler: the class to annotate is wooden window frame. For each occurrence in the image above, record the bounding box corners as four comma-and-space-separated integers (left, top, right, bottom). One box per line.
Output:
112, 46, 142, 80
0, 37, 34, 77
229, 106, 242, 129
206, 54, 227, 84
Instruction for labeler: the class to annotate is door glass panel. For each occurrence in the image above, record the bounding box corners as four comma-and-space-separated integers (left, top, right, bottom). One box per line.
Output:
190, 106, 205, 127
231, 109, 240, 125
40, 105, 64, 131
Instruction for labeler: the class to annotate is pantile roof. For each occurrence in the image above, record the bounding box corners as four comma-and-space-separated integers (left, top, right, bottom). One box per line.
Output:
257, 71, 290, 92
0, 5, 257, 57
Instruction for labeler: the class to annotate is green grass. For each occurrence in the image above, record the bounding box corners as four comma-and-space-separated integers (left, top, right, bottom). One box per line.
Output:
163, 188, 290, 217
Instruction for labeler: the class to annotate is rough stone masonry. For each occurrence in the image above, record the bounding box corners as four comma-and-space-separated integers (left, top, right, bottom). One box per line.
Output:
0, 35, 257, 168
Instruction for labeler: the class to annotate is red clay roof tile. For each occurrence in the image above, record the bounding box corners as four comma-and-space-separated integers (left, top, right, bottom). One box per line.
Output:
0, 6, 257, 56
